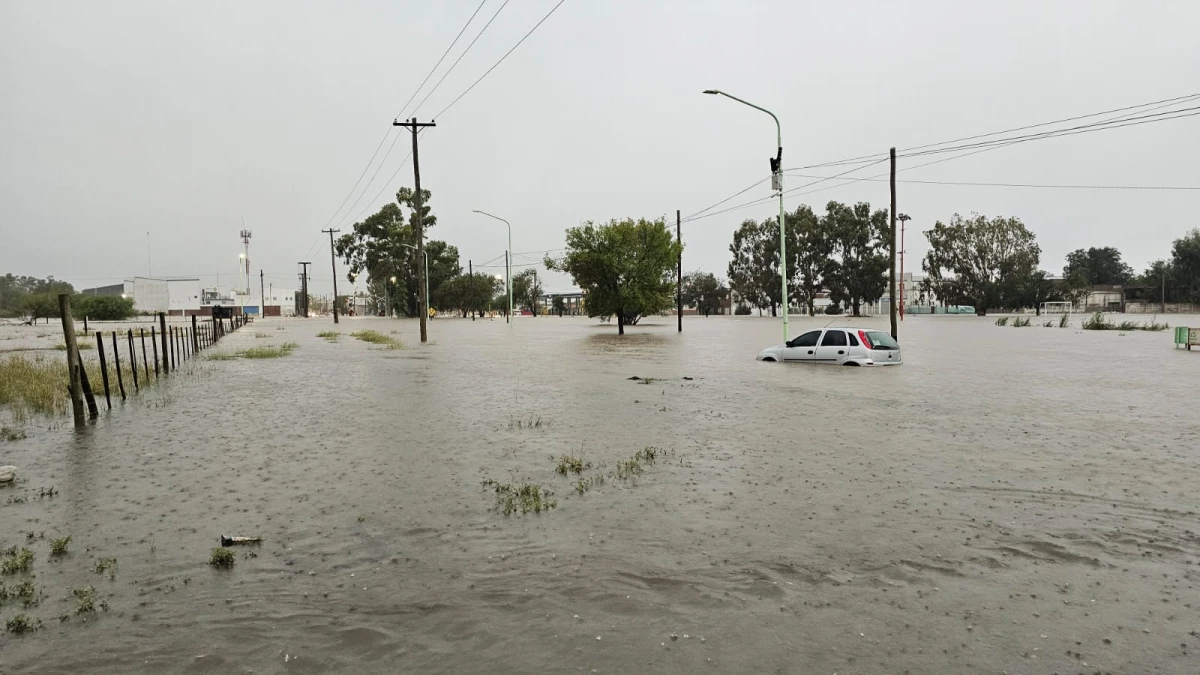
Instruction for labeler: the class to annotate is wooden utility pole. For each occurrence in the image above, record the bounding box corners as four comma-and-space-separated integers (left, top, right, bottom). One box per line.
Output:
323, 228, 341, 324
298, 262, 311, 317
58, 294, 85, 427
259, 270, 265, 320
393, 117, 436, 342
469, 259, 475, 320
889, 147, 898, 340
676, 209, 682, 332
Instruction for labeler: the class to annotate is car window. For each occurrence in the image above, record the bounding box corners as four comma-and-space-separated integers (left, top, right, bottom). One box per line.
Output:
847, 332, 859, 346
789, 331, 820, 348
820, 330, 847, 347
867, 331, 899, 349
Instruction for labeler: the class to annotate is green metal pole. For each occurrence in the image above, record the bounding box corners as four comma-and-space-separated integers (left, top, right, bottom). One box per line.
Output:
704, 89, 788, 342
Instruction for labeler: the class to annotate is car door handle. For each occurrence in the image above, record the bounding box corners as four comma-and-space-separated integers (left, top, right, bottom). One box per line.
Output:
807, 350, 814, 354
837, 350, 845, 355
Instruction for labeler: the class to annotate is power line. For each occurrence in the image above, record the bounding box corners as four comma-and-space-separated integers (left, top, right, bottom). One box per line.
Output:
411, 0, 512, 117
396, 0, 490, 120
783, 173, 1200, 191
683, 177, 768, 221
432, 0, 570, 120
316, 3, 490, 233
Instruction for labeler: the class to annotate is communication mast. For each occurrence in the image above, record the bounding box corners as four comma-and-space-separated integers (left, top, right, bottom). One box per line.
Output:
239, 229, 252, 296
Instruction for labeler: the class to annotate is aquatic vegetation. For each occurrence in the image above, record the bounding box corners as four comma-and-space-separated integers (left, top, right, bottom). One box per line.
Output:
50, 536, 70, 557
209, 548, 235, 568
1, 547, 34, 575
481, 479, 556, 515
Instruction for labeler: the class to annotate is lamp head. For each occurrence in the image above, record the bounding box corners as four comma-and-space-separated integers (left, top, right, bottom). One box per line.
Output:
702, 89, 720, 95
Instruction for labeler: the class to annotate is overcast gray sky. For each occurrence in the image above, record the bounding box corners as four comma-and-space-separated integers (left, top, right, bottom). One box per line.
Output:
2, 0, 1197, 296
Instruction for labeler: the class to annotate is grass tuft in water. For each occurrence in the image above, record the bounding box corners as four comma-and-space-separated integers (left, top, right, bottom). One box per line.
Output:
1, 425, 26, 442
5, 612, 41, 633
510, 415, 549, 429
72, 585, 105, 613
351, 330, 402, 348
242, 342, 299, 359
209, 547, 235, 568
993, 317, 1009, 326
317, 330, 340, 341
92, 557, 117, 578
1082, 313, 1168, 332
555, 455, 589, 475
1011, 316, 1031, 327
1, 547, 34, 575
574, 475, 605, 495
50, 536, 70, 557
1058, 313, 1071, 328
481, 479, 557, 515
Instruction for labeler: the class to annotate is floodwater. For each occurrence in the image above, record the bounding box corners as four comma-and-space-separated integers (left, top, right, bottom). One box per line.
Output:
1, 314, 1199, 673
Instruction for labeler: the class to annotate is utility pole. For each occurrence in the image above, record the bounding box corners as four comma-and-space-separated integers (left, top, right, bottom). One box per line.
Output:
469, 259, 475, 320
505, 251, 509, 319
676, 209, 682, 332
259, 270, 265, 319
323, 228, 341, 324
298, 262, 311, 317
897, 214, 911, 321
1162, 270, 1167, 313
889, 147, 898, 340
394, 117, 436, 342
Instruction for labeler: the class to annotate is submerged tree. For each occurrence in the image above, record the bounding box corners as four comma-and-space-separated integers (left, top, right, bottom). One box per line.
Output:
821, 201, 889, 317
546, 218, 681, 335
681, 271, 728, 317
512, 269, 544, 316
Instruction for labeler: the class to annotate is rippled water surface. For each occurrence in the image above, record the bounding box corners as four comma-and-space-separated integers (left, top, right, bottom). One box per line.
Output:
2, 314, 1199, 673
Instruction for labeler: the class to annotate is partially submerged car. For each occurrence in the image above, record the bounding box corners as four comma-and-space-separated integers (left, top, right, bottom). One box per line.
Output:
756, 327, 902, 366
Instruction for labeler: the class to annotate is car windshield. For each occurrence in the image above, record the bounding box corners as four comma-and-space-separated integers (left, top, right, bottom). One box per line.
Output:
866, 331, 899, 350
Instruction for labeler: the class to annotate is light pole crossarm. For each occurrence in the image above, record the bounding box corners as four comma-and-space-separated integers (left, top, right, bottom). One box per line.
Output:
471, 210, 513, 323
703, 89, 782, 151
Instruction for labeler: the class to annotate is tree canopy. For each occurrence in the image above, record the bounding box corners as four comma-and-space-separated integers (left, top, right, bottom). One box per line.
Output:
546, 218, 681, 334
922, 213, 1040, 316
512, 269, 543, 316
1063, 246, 1134, 287
681, 271, 727, 317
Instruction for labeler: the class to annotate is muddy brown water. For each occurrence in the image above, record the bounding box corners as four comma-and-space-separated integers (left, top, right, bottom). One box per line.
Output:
2, 315, 1199, 673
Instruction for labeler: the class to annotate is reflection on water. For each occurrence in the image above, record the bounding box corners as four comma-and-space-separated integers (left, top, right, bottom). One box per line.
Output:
2, 314, 1199, 673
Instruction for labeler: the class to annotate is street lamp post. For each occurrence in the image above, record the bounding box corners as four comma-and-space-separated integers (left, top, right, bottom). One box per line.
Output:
471, 210, 512, 323
403, 244, 429, 321
388, 276, 397, 318
703, 89, 788, 342
897, 214, 911, 320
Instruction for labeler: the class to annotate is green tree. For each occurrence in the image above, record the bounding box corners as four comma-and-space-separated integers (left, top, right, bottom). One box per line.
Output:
1172, 228, 1200, 302
1136, 259, 1177, 304
551, 295, 566, 316
681, 271, 727, 317
335, 188, 448, 317
1006, 269, 1062, 314
546, 218, 682, 335
1062, 247, 1134, 286
74, 295, 135, 320
1, 275, 74, 317
511, 269, 544, 316
922, 213, 1040, 316
20, 293, 60, 321
786, 205, 829, 316
822, 201, 889, 317
727, 219, 783, 315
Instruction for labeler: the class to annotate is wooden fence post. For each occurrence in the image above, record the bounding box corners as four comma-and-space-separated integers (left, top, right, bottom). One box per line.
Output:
78, 358, 99, 418
192, 315, 199, 353
151, 327, 160, 377
169, 326, 176, 372
111, 331, 125, 400
158, 313, 169, 377
95, 333, 112, 409
128, 330, 139, 392
140, 328, 149, 382
58, 294, 85, 426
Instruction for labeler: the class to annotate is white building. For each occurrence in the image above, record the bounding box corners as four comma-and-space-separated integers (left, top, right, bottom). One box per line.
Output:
122, 277, 201, 314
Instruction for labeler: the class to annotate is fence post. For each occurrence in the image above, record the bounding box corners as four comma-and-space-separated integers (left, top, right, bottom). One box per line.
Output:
111, 331, 126, 400
158, 313, 169, 377
169, 326, 176, 372
151, 326, 160, 377
192, 315, 199, 353
78, 356, 99, 418
128, 330, 139, 392
140, 329, 149, 382
58, 294, 85, 426
95, 333, 112, 409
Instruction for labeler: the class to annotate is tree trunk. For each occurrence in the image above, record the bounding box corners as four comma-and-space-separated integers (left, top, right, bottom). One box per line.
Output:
770, 304, 777, 317
617, 310, 625, 335
1035, 305, 1041, 316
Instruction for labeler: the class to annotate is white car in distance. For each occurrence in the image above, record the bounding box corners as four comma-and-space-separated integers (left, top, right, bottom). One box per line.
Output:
756, 327, 902, 366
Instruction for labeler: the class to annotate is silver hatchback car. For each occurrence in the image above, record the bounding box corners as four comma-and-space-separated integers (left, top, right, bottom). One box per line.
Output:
756, 327, 902, 366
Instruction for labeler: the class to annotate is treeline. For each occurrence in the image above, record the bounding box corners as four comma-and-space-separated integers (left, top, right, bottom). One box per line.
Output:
728, 201, 889, 317
0, 275, 135, 321
923, 217, 1200, 314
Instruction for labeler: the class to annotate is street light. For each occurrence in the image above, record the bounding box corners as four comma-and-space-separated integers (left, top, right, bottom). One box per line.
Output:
897, 214, 911, 320
703, 89, 789, 341
388, 275, 397, 318
471, 210, 512, 323
402, 244, 429, 321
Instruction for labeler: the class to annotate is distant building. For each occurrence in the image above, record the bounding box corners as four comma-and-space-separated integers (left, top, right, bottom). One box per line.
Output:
1076, 284, 1125, 313
109, 277, 203, 314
